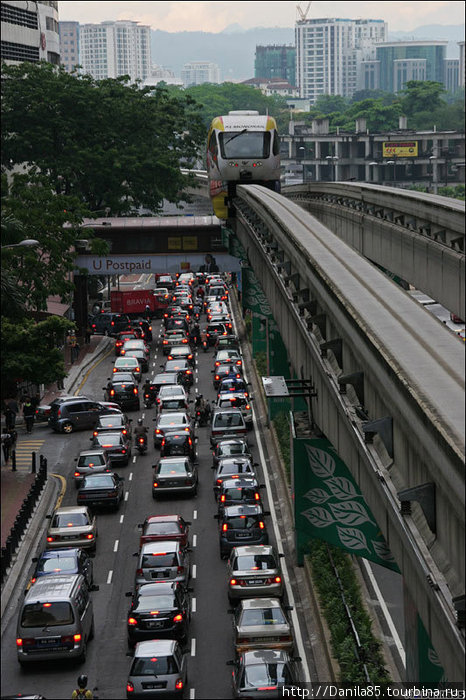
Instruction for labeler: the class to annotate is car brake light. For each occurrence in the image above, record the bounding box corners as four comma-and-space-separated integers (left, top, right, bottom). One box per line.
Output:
47, 536, 54, 542
274, 576, 282, 583
127, 617, 138, 626
220, 495, 226, 502
16, 638, 23, 646
259, 521, 265, 529
127, 682, 134, 693
74, 471, 80, 478
175, 679, 184, 690
173, 613, 183, 622
229, 578, 237, 586
73, 634, 81, 642
153, 482, 158, 488
136, 568, 143, 576
30, 577, 37, 584
222, 523, 228, 532
133, 388, 138, 395
86, 534, 94, 540
255, 492, 260, 501
246, 405, 250, 410
110, 389, 115, 396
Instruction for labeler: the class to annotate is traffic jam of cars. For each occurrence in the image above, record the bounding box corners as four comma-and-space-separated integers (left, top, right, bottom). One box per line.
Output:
13, 271, 304, 698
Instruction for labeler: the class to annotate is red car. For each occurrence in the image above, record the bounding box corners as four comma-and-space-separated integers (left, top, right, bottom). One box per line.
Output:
114, 331, 138, 356
137, 515, 191, 550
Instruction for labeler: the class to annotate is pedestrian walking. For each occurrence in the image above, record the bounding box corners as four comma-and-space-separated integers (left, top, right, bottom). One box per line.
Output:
3, 397, 19, 430
2, 429, 17, 463
22, 398, 35, 434
85, 324, 92, 344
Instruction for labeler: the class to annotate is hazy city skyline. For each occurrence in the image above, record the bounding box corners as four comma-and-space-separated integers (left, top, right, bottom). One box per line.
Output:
58, 1, 465, 34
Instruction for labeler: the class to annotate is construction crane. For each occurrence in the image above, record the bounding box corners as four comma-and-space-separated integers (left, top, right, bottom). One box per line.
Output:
296, 1, 312, 22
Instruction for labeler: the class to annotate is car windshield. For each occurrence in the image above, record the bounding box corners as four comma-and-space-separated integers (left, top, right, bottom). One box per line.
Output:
145, 522, 182, 536
99, 416, 124, 427
214, 413, 244, 427
219, 444, 248, 457
161, 400, 185, 410
53, 512, 89, 527
225, 516, 261, 530
142, 553, 178, 568
78, 455, 106, 467
82, 475, 114, 488
158, 462, 188, 475
131, 655, 178, 676
158, 414, 187, 427
224, 487, 257, 502
219, 463, 252, 476
219, 398, 247, 409
21, 602, 74, 627
233, 554, 277, 570
242, 662, 289, 689
96, 434, 121, 446
241, 607, 287, 626
135, 594, 175, 611
124, 342, 144, 349
37, 556, 76, 574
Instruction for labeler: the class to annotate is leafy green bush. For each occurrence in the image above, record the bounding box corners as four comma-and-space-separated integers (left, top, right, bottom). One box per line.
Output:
308, 541, 391, 684
272, 411, 291, 479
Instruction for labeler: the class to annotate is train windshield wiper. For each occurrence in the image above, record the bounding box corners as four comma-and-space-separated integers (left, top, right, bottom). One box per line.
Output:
224, 128, 248, 146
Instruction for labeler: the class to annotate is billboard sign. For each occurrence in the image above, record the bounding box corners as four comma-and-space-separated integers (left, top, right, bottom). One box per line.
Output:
383, 141, 418, 158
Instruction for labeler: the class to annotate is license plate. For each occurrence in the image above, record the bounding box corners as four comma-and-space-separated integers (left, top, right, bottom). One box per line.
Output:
61, 535, 76, 541
254, 636, 279, 642
147, 620, 163, 629
236, 532, 250, 538
38, 637, 61, 646
151, 570, 168, 579
249, 579, 264, 585
143, 683, 164, 690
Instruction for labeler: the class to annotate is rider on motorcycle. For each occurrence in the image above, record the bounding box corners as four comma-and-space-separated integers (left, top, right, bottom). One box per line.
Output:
134, 418, 148, 445
143, 379, 156, 406
194, 395, 210, 426
190, 322, 201, 347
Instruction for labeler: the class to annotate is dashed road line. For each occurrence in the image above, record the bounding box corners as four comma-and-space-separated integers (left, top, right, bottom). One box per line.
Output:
191, 638, 196, 656
114, 540, 119, 552
107, 570, 113, 584
192, 597, 196, 613
125, 491, 129, 501
192, 534, 197, 548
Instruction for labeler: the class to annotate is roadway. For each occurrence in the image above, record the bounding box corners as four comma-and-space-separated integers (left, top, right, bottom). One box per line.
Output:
0, 281, 318, 699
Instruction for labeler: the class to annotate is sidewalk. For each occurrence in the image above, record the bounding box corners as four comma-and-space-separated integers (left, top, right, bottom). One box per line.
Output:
1, 334, 113, 548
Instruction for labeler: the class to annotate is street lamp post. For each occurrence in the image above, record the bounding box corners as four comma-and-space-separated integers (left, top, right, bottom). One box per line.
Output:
369, 161, 378, 184
298, 146, 305, 183
2, 239, 40, 251
429, 155, 437, 193
386, 159, 396, 185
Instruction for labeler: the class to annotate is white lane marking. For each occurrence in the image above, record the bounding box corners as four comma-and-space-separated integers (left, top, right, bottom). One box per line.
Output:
192, 597, 196, 613
114, 540, 119, 552
362, 559, 406, 667
192, 564, 197, 579
233, 297, 312, 683
142, 413, 145, 420
120, 515, 124, 524
125, 491, 129, 501
193, 510, 198, 520
107, 570, 113, 584
133, 456, 137, 464
189, 690, 195, 700
153, 362, 157, 367
191, 638, 196, 656
192, 534, 197, 548
129, 473, 133, 481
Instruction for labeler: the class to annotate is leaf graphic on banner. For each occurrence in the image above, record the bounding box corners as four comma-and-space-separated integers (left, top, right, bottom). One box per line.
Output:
302, 507, 335, 528
372, 540, 397, 563
336, 526, 369, 552
330, 501, 376, 527
305, 445, 336, 479
326, 476, 360, 501
427, 649, 443, 668
304, 488, 331, 504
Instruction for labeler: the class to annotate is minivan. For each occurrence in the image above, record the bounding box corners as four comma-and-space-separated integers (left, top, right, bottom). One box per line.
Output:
16, 574, 96, 665
48, 397, 113, 434
135, 541, 190, 588
90, 312, 130, 336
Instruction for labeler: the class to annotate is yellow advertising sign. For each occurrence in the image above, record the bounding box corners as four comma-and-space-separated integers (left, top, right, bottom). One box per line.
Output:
383, 141, 418, 158
167, 237, 182, 250
183, 237, 198, 251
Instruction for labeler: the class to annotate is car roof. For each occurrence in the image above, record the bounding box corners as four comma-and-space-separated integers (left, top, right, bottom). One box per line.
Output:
54, 506, 90, 515
154, 373, 179, 382
78, 449, 107, 457
145, 514, 182, 524
221, 477, 258, 487
25, 574, 83, 602
39, 547, 80, 558
134, 639, 178, 657
159, 456, 189, 463
141, 541, 179, 553
213, 407, 244, 416
243, 649, 289, 664
138, 582, 178, 595
223, 504, 263, 517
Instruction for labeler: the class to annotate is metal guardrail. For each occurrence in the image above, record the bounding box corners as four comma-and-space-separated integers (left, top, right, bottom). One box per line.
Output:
0, 456, 47, 585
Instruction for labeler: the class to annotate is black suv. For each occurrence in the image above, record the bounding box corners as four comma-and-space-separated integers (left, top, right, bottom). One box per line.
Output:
90, 312, 130, 336
216, 504, 269, 559
48, 397, 114, 434
160, 432, 197, 461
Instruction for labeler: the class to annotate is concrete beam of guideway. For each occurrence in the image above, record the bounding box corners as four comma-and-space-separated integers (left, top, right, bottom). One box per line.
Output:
233, 183, 465, 682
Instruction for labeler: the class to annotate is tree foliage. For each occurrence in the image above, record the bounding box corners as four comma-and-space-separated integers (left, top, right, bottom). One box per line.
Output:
1, 61, 205, 214
1, 315, 72, 393
1, 173, 99, 312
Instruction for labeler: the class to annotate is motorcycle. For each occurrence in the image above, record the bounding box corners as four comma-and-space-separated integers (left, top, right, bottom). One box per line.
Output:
136, 434, 148, 455
144, 393, 154, 409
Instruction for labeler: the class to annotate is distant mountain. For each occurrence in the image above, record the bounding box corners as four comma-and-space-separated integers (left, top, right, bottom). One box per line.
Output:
150, 23, 464, 82
151, 27, 295, 82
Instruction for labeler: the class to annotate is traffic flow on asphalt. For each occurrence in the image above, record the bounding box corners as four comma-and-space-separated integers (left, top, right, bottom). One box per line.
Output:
1, 271, 312, 699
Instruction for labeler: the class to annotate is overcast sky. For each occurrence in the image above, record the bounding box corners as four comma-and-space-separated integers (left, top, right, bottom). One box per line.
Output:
58, 1, 465, 33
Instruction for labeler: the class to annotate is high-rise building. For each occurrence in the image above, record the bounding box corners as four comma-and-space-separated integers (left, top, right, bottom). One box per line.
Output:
376, 41, 447, 93
255, 45, 296, 85
458, 42, 465, 87
1, 0, 60, 65
59, 21, 80, 73
80, 20, 151, 82
181, 61, 220, 87
295, 17, 387, 103
444, 59, 460, 92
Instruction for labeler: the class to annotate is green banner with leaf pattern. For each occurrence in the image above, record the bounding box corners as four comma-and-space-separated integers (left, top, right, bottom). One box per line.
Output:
294, 437, 400, 572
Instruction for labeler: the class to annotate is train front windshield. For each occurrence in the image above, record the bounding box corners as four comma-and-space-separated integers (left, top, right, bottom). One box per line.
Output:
219, 131, 270, 159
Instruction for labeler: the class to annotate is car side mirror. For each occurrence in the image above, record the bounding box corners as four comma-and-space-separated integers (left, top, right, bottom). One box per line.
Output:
263, 511, 271, 516
125, 591, 133, 597
279, 553, 285, 558
293, 656, 302, 662
137, 523, 143, 529
126, 650, 134, 657
90, 584, 100, 592
152, 418, 157, 422
101, 388, 107, 391
211, 465, 216, 469
187, 586, 194, 593
259, 484, 265, 488
253, 462, 259, 467
284, 605, 294, 612
133, 552, 138, 556
45, 514, 52, 519
31, 557, 38, 563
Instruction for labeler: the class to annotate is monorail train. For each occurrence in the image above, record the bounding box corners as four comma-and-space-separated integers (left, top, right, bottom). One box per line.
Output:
206, 110, 280, 219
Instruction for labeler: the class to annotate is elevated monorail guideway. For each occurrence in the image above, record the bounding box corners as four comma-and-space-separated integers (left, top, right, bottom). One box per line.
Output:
233, 184, 465, 681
